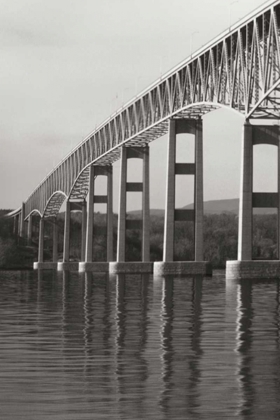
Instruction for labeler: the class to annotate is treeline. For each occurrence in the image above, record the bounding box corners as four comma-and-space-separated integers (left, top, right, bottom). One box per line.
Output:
0, 213, 35, 268
0, 211, 278, 269
45, 212, 278, 268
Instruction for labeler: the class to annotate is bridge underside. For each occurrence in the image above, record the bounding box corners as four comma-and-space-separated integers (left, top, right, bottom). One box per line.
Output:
68, 104, 219, 201
38, 103, 219, 218
43, 192, 67, 218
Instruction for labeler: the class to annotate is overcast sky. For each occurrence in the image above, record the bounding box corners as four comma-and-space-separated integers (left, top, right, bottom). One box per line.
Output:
0, 0, 276, 211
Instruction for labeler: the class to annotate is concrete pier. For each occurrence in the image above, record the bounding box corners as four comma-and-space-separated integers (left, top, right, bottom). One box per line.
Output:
156, 118, 212, 276
195, 119, 204, 261
34, 261, 58, 270
52, 217, 58, 263
163, 119, 176, 262
110, 262, 153, 274
79, 165, 113, 273
81, 200, 87, 262
19, 202, 26, 238
116, 147, 127, 263
109, 145, 152, 274
238, 123, 253, 261
57, 200, 72, 271
154, 261, 212, 276
34, 217, 46, 269
226, 123, 280, 280
27, 214, 33, 245
142, 146, 150, 262
38, 218, 44, 263
226, 260, 280, 280
85, 165, 95, 264
79, 262, 109, 272
63, 200, 71, 263
107, 166, 114, 262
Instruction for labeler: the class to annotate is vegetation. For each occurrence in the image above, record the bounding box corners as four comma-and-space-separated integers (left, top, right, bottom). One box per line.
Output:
0, 212, 34, 268
0, 209, 278, 269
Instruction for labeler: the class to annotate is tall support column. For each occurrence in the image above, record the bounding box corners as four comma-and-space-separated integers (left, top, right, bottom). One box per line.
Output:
63, 200, 71, 262
27, 214, 33, 245
53, 218, 58, 263
38, 218, 44, 263
117, 147, 127, 262
107, 166, 114, 262
195, 118, 204, 261
227, 123, 280, 279
81, 200, 87, 262
238, 123, 253, 261
20, 202, 26, 238
13, 216, 17, 236
278, 141, 280, 259
85, 165, 95, 263
142, 145, 150, 262
79, 165, 114, 273
154, 117, 212, 277
163, 119, 176, 262
110, 146, 152, 274
17, 214, 21, 237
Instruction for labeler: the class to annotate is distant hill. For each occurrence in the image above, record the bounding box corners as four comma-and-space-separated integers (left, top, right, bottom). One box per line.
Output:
129, 198, 277, 216
129, 209, 164, 217
184, 198, 239, 214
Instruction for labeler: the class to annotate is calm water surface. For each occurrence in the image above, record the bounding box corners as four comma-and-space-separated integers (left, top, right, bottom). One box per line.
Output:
0, 270, 280, 419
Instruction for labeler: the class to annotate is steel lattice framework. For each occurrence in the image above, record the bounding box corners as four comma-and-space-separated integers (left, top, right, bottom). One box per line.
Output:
24, 0, 280, 218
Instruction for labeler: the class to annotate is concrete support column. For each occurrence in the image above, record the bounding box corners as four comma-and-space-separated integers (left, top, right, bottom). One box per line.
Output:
13, 216, 17, 236
20, 202, 26, 238
85, 165, 95, 263
238, 123, 253, 261
154, 117, 212, 277
142, 145, 150, 262
38, 218, 44, 263
63, 200, 71, 262
81, 200, 87, 262
17, 214, 21, 236
107, 166, 114, 261
163, 119, 176, 262
27, 214, 33, 245
195, 118, 204, 261
117, 147, 127, 262
53, 218, 58, 263
278, 142, 280, 259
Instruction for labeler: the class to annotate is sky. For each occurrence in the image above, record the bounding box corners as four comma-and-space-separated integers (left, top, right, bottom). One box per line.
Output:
0, 0, 277, 212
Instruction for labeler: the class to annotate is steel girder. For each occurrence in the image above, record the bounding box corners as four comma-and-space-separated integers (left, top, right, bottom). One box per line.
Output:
24, 0, 280, 218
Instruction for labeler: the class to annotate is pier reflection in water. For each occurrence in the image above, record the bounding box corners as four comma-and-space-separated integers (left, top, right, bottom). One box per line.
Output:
0, 270, 280, 419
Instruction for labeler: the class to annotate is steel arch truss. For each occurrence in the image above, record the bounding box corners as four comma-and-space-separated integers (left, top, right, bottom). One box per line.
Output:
43, 192, 67, 219
24, 0, 280, 218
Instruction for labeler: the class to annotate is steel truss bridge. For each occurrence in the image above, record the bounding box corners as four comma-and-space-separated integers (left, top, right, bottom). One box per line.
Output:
12, 0, 280, 220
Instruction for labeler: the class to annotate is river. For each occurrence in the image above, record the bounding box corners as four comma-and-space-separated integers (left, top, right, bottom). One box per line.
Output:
0, 270, 279, 419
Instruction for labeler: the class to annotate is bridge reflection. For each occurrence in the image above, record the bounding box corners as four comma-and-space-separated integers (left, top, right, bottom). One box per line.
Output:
226, 278, 280, 419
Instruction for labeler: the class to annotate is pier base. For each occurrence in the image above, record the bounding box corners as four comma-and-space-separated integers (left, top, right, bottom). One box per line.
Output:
154, 261, 212, 276
79, 262, 109, 273
34, 262, 57, 270
109, 262, 153, 274
57, 262, 79, 271
226, 260, 280, 280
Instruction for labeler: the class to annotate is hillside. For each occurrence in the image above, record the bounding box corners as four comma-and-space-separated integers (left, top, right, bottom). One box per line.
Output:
129, 198, 277, 216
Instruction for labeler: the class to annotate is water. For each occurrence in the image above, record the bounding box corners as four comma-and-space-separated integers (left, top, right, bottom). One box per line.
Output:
0, 270, 279, 419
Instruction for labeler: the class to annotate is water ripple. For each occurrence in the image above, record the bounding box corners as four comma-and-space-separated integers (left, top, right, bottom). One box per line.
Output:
0, 270, 280, 419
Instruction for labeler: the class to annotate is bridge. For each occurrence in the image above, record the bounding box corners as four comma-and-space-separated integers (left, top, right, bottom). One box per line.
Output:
10, 0, 280, 279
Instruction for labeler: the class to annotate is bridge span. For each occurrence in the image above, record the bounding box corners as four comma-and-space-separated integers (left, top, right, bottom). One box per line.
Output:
10, 0, 280, 279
